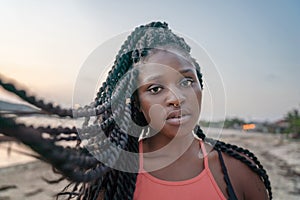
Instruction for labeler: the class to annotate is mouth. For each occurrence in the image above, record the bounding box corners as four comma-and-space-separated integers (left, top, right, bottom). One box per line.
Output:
166, 110, 191, 125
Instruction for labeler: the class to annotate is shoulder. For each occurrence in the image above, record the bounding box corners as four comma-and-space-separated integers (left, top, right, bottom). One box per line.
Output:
219, 144, 269, 200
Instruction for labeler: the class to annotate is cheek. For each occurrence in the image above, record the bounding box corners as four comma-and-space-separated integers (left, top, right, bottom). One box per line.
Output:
148, 104, 166, 130
189, 87, 202, 114
197, 89, 202, 108
140, 100, 166, 131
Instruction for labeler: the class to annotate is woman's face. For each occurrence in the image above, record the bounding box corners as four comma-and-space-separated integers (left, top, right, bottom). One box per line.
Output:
137, 50, 202, 139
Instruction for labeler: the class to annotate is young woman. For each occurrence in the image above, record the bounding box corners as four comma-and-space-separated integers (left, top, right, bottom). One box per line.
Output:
0, 21, 272, 200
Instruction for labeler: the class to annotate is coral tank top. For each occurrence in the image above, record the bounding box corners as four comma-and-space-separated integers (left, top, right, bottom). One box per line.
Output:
133, 139, 227, 200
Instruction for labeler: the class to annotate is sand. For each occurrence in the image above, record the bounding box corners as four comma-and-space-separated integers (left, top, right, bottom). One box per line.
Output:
0, 161, 69, 200
219, 129, 300, 200
0, 129, 299, 200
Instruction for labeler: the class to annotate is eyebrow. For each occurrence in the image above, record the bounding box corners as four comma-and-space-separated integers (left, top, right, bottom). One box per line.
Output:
143, 75, 163, 83
179, 68, 196, 74
142, 67, 196, 83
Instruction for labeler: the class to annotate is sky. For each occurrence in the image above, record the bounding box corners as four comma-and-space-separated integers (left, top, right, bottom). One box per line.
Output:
0, 0, 299, 122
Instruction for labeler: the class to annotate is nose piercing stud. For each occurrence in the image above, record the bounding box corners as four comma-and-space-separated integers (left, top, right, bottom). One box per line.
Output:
173, 103, 180, 108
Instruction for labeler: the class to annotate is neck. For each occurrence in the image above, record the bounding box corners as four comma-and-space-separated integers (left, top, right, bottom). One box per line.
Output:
142, 132, 198, 172
143, 132, 195, 153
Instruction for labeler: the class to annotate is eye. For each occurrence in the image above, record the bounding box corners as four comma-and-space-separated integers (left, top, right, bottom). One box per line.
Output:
147, 85, 163, 94
180, 78, 194, 88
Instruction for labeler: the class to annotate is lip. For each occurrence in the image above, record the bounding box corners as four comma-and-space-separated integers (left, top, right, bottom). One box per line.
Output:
166, 109, 191, 126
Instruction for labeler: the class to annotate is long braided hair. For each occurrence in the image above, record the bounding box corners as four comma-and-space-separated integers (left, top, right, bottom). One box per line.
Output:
0, 21, 271, 199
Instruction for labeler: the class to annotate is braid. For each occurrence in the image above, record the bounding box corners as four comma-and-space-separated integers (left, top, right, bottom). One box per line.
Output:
94, 23, 149, 106
0, 116, 108, 180
103, 170, 119, 200
0, 76, 73, 117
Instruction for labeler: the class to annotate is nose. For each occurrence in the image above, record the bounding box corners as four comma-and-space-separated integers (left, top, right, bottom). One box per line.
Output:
166, 87, 185, 107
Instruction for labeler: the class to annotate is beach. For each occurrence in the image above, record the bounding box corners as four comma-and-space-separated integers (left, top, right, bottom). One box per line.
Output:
218, 129, 300, 200
0, 128, 299, 200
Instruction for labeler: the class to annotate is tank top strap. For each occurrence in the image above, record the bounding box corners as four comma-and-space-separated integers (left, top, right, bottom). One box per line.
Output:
138, 141, 144, 172
199, 139, 209, 169
217, 150, 238, 200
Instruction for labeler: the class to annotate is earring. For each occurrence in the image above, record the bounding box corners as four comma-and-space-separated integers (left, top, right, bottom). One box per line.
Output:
140, 126, 150, 140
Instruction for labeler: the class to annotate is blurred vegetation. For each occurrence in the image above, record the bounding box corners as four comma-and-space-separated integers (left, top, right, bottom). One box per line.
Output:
284, 108, 300, 138
223, 118, 245, 129
200, 106, 300, 138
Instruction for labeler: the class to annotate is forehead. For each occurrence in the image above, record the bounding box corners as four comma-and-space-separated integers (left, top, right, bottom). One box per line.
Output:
138, 50, 196, 82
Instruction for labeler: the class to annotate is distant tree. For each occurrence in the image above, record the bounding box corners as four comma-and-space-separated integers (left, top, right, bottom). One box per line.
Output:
284, 108, 300, 138
224, 117, 245, 129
